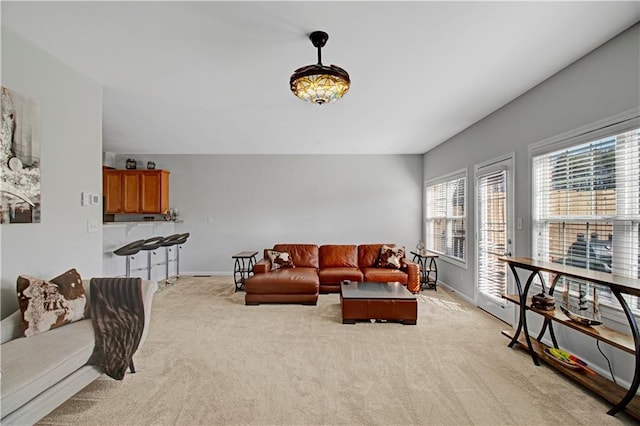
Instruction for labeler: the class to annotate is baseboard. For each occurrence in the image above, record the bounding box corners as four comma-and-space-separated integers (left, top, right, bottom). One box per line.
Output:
176, 271, 231, 276
436, 280, 475, 305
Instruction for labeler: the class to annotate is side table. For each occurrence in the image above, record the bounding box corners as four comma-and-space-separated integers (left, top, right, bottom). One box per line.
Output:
232, 251, 258, 292
410, 251, 439, 291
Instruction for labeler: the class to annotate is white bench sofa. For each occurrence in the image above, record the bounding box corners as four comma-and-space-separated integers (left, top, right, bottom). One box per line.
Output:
0, 279, 158, 425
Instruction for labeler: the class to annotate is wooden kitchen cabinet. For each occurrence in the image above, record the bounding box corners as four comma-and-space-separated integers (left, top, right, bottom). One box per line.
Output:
103, 169, 123, 213
139, 171, 170, 213
103, 169, 170, 214
122, 172, 140, 213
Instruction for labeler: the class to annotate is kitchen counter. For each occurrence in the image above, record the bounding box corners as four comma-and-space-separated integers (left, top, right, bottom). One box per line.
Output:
103, 220, 183, 226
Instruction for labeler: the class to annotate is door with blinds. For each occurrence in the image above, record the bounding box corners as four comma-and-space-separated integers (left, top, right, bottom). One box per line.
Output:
475, 155, 514, 324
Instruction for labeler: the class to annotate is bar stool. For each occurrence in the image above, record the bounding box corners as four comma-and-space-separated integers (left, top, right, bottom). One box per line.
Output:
139, 236, 166, 280
113, 240, 146, 278
173, 232, 190, 279
160, 234, 182, 281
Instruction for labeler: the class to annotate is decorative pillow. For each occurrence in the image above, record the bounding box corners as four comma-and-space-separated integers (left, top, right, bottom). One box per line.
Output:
17, 268, 87, 337
266, 250, 295, 271
51, 268, 90, 319
376, 245, 405, 269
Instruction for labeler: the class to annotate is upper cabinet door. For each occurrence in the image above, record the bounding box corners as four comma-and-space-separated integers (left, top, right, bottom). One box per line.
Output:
148, 170, 170, 214
139, 171, 161, 213
103, 170, 123, 213
122, 172, 140, 213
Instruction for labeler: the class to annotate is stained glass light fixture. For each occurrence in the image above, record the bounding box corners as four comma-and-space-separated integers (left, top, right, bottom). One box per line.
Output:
290, 31, 350, 105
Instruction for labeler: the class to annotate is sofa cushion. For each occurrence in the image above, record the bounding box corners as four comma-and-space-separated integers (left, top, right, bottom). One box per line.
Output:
2, 279, 92, 344
17, 269, 87, 337
245, 268, 319, 294
0, 319, 95, 418
362, 267, 408, 285
319, 245, 358, 268
358, 244, 393, 269
376, 245, 406, 269
273, 244, 319, 269
266, 250, 295, 271
319, 267, 364, 284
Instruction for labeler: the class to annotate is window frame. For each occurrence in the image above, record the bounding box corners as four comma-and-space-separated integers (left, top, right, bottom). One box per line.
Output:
529, 108, 640, 326
424, 168, 468, 268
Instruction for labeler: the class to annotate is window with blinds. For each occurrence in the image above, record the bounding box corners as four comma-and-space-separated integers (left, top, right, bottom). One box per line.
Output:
532, 123, 640, 314
425, 171, 467, 263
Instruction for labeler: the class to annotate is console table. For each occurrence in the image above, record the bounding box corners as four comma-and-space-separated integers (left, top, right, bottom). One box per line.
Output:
410, 251, 438, 291
499, 256, 640, 419
232, 251, 258, 292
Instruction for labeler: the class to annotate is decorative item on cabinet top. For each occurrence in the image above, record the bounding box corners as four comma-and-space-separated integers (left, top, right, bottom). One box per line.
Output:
146, 161, 156, 170
163, 208, 179, 221
125, 158, 137, 169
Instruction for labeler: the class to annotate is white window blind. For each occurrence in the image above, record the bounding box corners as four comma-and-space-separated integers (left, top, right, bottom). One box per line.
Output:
532, 123, 640, 313
477, 170, 507, 301
425, 171, 466, 263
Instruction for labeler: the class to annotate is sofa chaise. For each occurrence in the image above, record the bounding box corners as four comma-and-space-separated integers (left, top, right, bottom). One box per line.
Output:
245, 243, 420, 305
0, 278, 158, 425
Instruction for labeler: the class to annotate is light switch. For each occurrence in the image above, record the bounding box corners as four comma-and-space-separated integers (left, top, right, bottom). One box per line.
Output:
517, 217, 523, 230
81, 192, 91, 206
87, 219, 98, 233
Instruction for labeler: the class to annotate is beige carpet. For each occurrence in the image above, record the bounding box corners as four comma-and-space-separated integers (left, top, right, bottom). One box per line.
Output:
39, 277, 634, 425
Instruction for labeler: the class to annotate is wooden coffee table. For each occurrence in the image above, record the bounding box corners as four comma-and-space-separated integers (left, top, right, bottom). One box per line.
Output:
340, 281, 417, 325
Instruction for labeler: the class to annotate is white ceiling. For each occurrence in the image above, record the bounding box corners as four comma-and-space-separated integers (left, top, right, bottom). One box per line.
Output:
2, 1, 639, 155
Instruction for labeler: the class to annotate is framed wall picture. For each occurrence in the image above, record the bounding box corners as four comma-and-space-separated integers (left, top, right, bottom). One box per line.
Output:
1, 86, 41, 224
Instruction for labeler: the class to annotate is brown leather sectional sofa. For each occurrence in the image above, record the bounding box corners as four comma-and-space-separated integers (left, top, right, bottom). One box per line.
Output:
244, 243, 420, 305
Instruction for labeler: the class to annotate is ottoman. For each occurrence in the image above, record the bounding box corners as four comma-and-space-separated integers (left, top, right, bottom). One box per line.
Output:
340, 281, 417, 325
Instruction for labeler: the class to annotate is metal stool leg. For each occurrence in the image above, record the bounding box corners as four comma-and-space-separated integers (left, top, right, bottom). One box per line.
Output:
165, 247, 171, 280
176, 245, 181, 279
125, 255, 131, 278
146, 251, 152, 280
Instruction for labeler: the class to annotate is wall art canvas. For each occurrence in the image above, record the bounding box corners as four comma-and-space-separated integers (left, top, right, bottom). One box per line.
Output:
1, 87, 41, 223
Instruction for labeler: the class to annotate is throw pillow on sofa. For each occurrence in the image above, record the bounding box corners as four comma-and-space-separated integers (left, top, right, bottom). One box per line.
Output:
376, 245, 405, 269
266, 250, 295, 271
51, 268, 91, 319
16, 268, 87, 337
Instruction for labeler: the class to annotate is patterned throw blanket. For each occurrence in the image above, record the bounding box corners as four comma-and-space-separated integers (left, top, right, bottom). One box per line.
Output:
88, 277, 145, 380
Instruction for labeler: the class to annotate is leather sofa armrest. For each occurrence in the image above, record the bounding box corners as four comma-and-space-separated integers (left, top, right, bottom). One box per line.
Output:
401, 259, 420, 293
253, 259, 270, 274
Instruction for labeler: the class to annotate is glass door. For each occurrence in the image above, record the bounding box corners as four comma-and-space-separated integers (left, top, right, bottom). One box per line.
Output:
475, 155, 514, 324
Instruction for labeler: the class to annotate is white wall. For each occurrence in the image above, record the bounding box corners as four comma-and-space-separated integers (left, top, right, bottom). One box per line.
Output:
423, 23, 640, 300
1, 28, 103, 317
112, 154, 423, 274
423, 24, 640, 383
